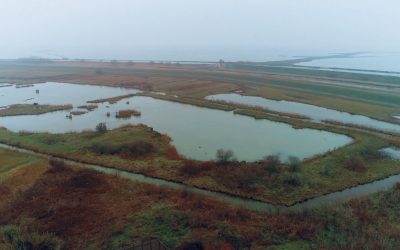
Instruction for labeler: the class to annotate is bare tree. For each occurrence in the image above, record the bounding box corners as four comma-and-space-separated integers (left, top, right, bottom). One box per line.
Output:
262, 155, 281, 174
288, 156, 301, 172
216, 149, 235, 164
95, 122, 107, 133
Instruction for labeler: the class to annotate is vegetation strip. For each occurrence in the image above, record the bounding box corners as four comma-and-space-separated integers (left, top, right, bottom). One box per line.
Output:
139, 92, 400, 139
0, 104, 72, 117
87, 93, 136, 104
1, 142, 400, 213
136, 92, 235, 111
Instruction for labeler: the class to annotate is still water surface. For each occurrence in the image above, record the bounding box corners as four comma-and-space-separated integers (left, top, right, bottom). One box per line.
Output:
297, 52, 400, 73
0, 82, 352, 161
206, 94, 400, 133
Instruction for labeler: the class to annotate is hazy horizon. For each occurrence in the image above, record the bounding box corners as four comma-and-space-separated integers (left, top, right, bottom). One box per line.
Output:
1, 0, 400, 61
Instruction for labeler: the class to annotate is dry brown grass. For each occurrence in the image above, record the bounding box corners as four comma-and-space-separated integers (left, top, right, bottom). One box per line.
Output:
115, 109, 141, 118
0, 162, 319, 249
77, 104, 98, 111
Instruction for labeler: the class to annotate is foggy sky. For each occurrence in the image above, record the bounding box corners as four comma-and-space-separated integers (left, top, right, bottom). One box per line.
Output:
1, 0, 399, 61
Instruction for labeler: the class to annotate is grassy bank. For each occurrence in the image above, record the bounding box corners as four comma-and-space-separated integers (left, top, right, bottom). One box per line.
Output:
141, 92, 400, 139
1, 148, 399, 249
137, 92, 235, 111
0, 104, 72, 117
87, 93, 136, 104
0, 125, 399, 206
77, 104, 98, 111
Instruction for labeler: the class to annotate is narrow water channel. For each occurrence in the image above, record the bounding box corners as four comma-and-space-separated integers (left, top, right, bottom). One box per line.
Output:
1, 143, 399, 213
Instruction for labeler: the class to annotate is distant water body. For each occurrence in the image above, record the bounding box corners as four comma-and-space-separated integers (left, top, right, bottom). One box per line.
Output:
297, 52, 400, 73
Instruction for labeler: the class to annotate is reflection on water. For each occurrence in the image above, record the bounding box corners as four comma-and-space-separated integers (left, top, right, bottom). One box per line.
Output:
0, 82, 137, 107
0, 82, 352, 161
380, 147, 400, 161
206, 94, 400, 133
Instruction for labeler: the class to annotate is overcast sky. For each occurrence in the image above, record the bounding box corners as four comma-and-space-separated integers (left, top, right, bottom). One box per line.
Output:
1, 0, 399, 61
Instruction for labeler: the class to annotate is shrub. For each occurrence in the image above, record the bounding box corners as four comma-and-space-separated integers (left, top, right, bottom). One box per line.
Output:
0, 224, 64, 250
360, 148, 384, 161
89, 143, 113, 154
89, 141, 154, 157
346, 157, 367, 172
282, 173, 302, 187
119, 141, 154, 156
288, 156, 301, 172
180, 160, 200, 176
95, 122, 107, 133
1, 225, 18, 244
64, 171, 102, 189
49, 158, 65, 169
199, 161, 216, 171
262, 155, 281, 174
180, 160, 215, 176
216, 149, 236, 164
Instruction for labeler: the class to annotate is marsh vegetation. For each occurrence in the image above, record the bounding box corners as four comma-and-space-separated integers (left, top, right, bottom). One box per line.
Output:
115, 109, 141, 118
1, 149, 400, 249
0, 104, 72, 117
1, 61, 400, 248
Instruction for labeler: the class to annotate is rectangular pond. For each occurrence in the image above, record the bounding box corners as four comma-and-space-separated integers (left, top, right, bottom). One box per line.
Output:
0, 82, 352, 162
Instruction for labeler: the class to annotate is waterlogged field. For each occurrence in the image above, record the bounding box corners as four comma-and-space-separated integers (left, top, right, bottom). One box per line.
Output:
0, 82, 352, 161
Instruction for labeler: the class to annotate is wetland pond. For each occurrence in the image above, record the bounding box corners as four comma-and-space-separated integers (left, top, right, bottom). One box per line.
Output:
207, 94, 400, 134
0, 82, 352, 161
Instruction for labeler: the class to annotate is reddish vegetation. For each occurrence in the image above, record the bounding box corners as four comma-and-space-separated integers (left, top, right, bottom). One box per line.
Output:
0, 162, 319, 249
115, 109, 141, 118
346, 156, 367, 172
165, 146, 180, 160
178, 160, 280, 195
180, 160, 216, 176
0, 168, 113, 248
